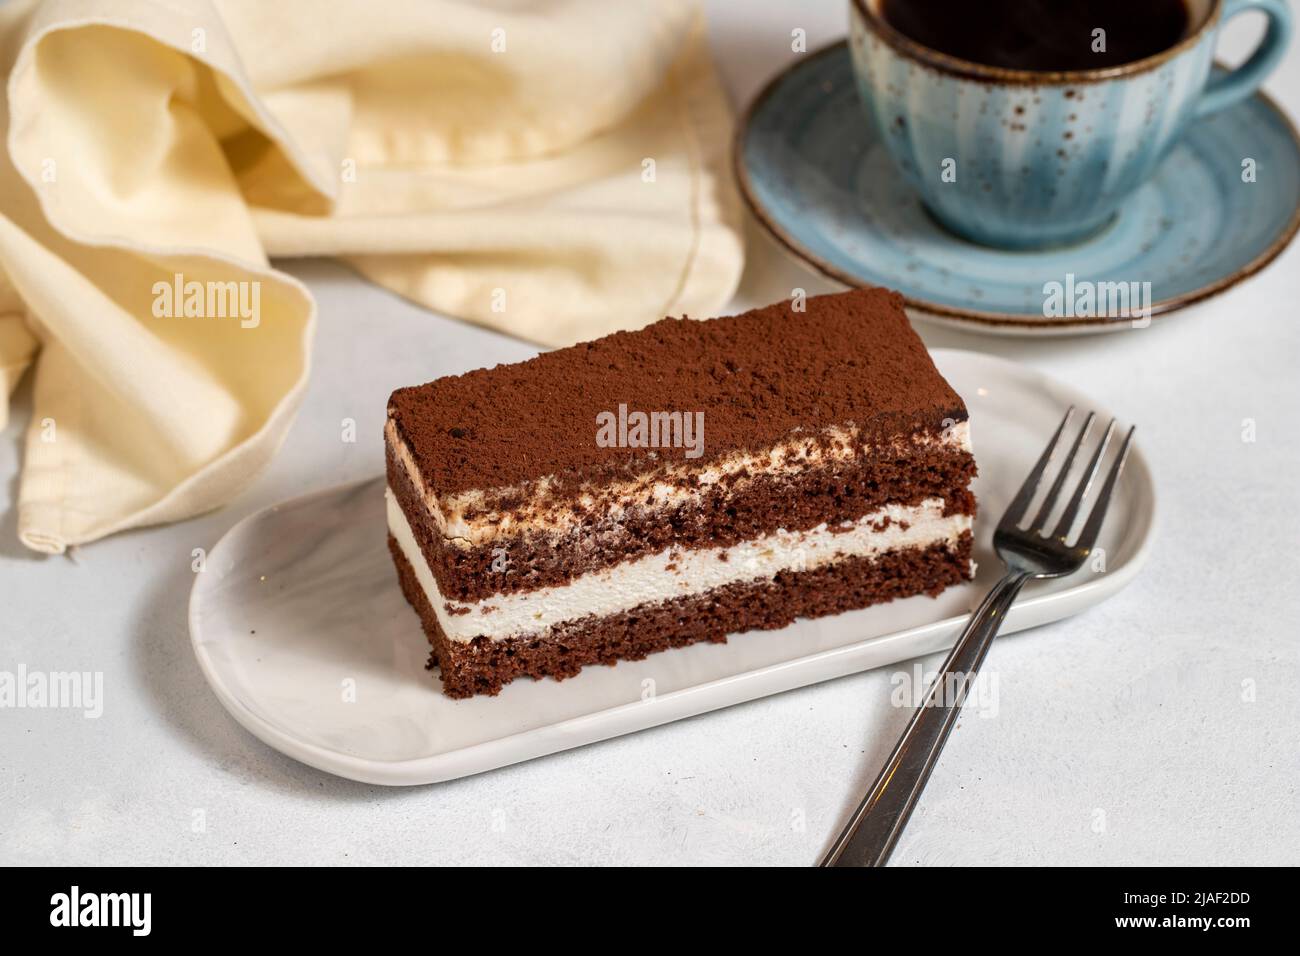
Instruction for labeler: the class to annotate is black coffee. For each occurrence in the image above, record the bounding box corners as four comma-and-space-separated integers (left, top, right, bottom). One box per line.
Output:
878, 0, 1190, 72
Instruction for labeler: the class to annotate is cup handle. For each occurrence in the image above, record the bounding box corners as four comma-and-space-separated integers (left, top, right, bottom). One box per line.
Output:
1195, 0, 1293, 118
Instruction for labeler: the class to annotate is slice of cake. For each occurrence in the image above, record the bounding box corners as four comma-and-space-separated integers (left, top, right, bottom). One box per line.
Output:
386, 288, 976, 698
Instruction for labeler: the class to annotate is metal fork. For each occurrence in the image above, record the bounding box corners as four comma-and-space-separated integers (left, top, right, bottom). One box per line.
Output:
819, 407, 1135, 867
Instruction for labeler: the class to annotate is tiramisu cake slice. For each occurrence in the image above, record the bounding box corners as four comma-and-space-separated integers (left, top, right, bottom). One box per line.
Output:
386, 288, 976, 698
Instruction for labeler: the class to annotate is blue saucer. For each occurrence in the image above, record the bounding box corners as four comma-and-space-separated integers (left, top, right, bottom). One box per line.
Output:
736, 43, 1300, 334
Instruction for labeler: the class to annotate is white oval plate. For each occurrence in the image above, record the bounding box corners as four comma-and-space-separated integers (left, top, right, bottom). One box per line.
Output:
190, 349, 1156, 785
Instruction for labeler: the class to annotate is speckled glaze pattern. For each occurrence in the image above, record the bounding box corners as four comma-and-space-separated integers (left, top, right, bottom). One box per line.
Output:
848, 0, 1292, 248
736, 44, 1300, 331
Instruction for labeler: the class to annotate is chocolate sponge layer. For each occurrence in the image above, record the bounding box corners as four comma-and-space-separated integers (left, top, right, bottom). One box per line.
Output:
387, 288, 967, 502
387, 437, 975, 603
389, 531, 974, 699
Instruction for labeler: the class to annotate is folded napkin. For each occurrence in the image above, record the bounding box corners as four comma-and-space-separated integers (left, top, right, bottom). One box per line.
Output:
0, 0, 743, 554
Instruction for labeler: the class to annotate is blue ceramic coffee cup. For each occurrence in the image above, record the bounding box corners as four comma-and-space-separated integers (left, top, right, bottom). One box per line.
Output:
849, 0, 1293, 248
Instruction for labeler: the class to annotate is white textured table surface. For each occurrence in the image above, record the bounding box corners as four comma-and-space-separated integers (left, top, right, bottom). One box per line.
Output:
3, 2, 1298, 866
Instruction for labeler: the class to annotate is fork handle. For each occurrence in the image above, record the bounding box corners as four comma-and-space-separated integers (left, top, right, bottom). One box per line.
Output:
820, 570, 1032, 867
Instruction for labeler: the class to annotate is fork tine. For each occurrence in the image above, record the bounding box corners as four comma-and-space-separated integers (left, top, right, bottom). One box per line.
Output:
997, 406, 1074, 532
1052, 418, 1117, 540
1073, 425, 1136, 552
1029, 411, 1095, 534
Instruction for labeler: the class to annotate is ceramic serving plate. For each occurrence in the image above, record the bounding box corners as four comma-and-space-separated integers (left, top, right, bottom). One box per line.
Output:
190, 350, 1156, 785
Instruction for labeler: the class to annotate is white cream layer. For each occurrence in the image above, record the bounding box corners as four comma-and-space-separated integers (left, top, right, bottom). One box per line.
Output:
387, 486, 971, 643
387, 417, 973, 548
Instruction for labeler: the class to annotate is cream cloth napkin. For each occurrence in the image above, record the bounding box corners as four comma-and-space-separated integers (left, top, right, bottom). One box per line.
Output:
0, 0, 743, 554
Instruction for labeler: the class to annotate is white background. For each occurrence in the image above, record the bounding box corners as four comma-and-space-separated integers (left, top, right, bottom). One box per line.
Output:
3, 1, 1297, 865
